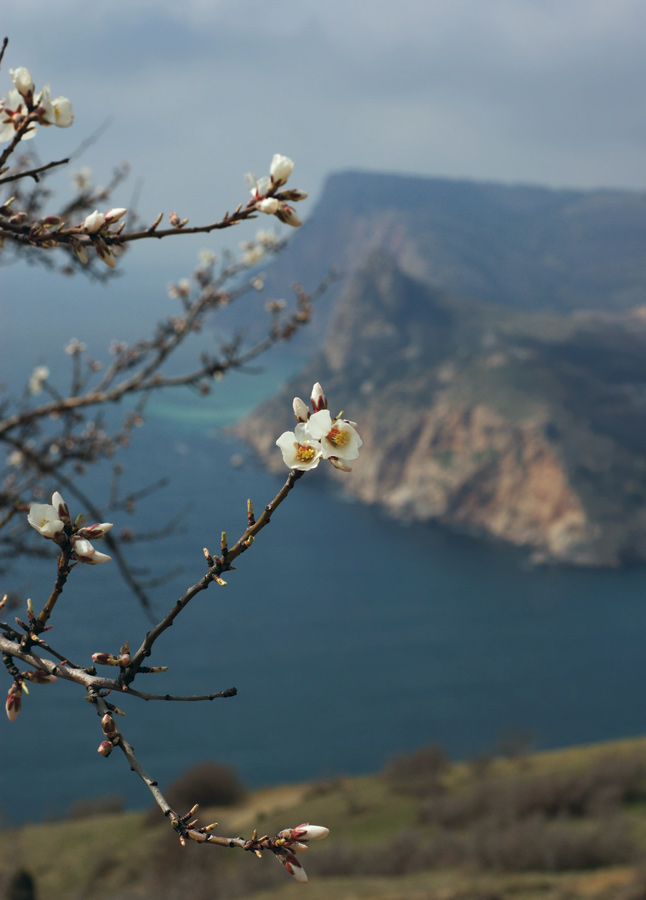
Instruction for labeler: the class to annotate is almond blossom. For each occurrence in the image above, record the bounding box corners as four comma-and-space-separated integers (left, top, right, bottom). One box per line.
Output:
27, 492, 67, 539
306, 409, 362, 462
0, 88, 36, 142
270, 153, 295, 187
276, 423, 323, 471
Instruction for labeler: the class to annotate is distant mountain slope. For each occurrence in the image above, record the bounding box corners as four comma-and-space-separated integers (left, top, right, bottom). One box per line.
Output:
253, 172, 646, 352
236, 252, 646, 566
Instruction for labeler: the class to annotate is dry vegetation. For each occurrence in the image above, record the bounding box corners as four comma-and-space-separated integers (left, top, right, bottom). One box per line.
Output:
5, 737, 646, 900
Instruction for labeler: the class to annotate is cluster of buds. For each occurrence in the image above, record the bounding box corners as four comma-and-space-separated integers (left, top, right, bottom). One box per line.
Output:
273, 823, 330, 882
0, 66, 73, 142
245, 154, 308, 228
97, 712, 120, 757
276, 383, 362, 472
92, 640, 131, 668
27, 491, 113, 564
75, 207, 128, 267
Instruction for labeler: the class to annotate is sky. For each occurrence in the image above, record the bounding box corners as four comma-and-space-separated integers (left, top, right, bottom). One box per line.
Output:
2, 0, 646, 251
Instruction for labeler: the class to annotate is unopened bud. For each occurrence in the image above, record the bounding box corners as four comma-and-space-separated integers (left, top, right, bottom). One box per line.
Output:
92, 652, 116, 666
275, 203, 302, 228
282, 853, 308, 883
24, 670, 57, 684
104, 207, 127, 225
5, 682, 22, 722
269, 154, 295, 188
293, 397, 309, 423
94, 237, 116, 268
258, 197, 279, 214
83, 210, 106, 233
97, 740, 113, 757
101, 713, 117, 736
310, 383, 327, 412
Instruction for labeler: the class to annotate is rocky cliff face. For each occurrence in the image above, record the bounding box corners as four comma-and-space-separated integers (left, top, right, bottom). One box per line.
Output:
235, 252, 646, 566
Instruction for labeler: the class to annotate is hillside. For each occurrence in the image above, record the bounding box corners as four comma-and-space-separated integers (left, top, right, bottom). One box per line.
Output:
5, 737, 646, 900
248, 171, 646, 356
236, 252, 646, 566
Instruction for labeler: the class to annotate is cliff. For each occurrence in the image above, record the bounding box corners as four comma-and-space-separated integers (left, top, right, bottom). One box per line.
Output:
236, 252, 646, 566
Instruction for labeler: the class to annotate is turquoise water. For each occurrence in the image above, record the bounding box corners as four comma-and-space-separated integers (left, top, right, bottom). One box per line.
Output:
3, 374, 646, 823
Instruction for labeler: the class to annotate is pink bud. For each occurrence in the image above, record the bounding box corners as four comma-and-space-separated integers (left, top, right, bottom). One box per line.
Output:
101, 714, 117, 736
5, 682, 22, 722
275, 203, 302, 227
281, 852, 308, 882
92, 652, 114, 666
310, 383, 327, 412
97, 740, 113, 757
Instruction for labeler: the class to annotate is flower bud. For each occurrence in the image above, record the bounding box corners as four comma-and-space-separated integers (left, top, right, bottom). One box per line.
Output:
277, 189, 308, 202
10, 68, 34, 101
275, 203, 302, 227
329, 456, 352, 472
282, 853, 308, 883
270, 154, 294, 188
24, 670, 57, 684
70, 239, 88, 264
310, 383, 327, 412
97, 740, 113, 757
92, 652, 118, 666
104, 207, 127, 225
293, 397, 309, 423
83, 210, 105, 233
5, 682, 22, 722
101, 713, 117, 736
292, 824, 330, 841
94, 238, 116, 269
258, 197, 279, 214
77, 522, 113, 540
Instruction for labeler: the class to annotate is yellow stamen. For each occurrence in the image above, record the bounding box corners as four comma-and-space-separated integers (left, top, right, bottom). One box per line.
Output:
295, 443, 316, 462
327, 428, 350, 447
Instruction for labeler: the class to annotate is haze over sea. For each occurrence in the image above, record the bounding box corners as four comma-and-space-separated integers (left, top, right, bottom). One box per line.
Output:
3, 364, 646, 825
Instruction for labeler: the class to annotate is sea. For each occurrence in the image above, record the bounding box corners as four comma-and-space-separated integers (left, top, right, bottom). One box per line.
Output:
2, 361, 646, 825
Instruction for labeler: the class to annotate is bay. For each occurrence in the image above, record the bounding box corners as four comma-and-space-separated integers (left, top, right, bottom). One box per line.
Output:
2, 369, 646, 825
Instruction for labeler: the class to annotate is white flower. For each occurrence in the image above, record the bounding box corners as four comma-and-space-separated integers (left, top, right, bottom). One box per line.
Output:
0, 88, 35, 142
83, 210, 106, 233
276, 423, 323, 471
270, 154, 294, 187
245, 172, 271, 199
28, 365, 50, 395
72, 537, 112, 565
10, 67, 34, 100
38, 85, 74, 128
306, 409, 362, 461
28, 500, 65, 539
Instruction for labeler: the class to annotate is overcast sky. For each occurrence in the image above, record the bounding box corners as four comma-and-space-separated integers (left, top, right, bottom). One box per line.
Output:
3, 0, 646, 238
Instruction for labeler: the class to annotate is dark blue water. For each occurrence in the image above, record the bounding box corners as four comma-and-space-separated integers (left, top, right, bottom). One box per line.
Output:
3, 378, 646, 824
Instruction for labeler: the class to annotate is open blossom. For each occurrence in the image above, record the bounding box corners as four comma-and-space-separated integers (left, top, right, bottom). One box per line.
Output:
276, 423, 323, 471
37, 84, 74, 128
28, 364, 49, 395
0, 88, 36, 142
306, 409, 362, 461
72, 537, 112, 565
28, 493, 67, 539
